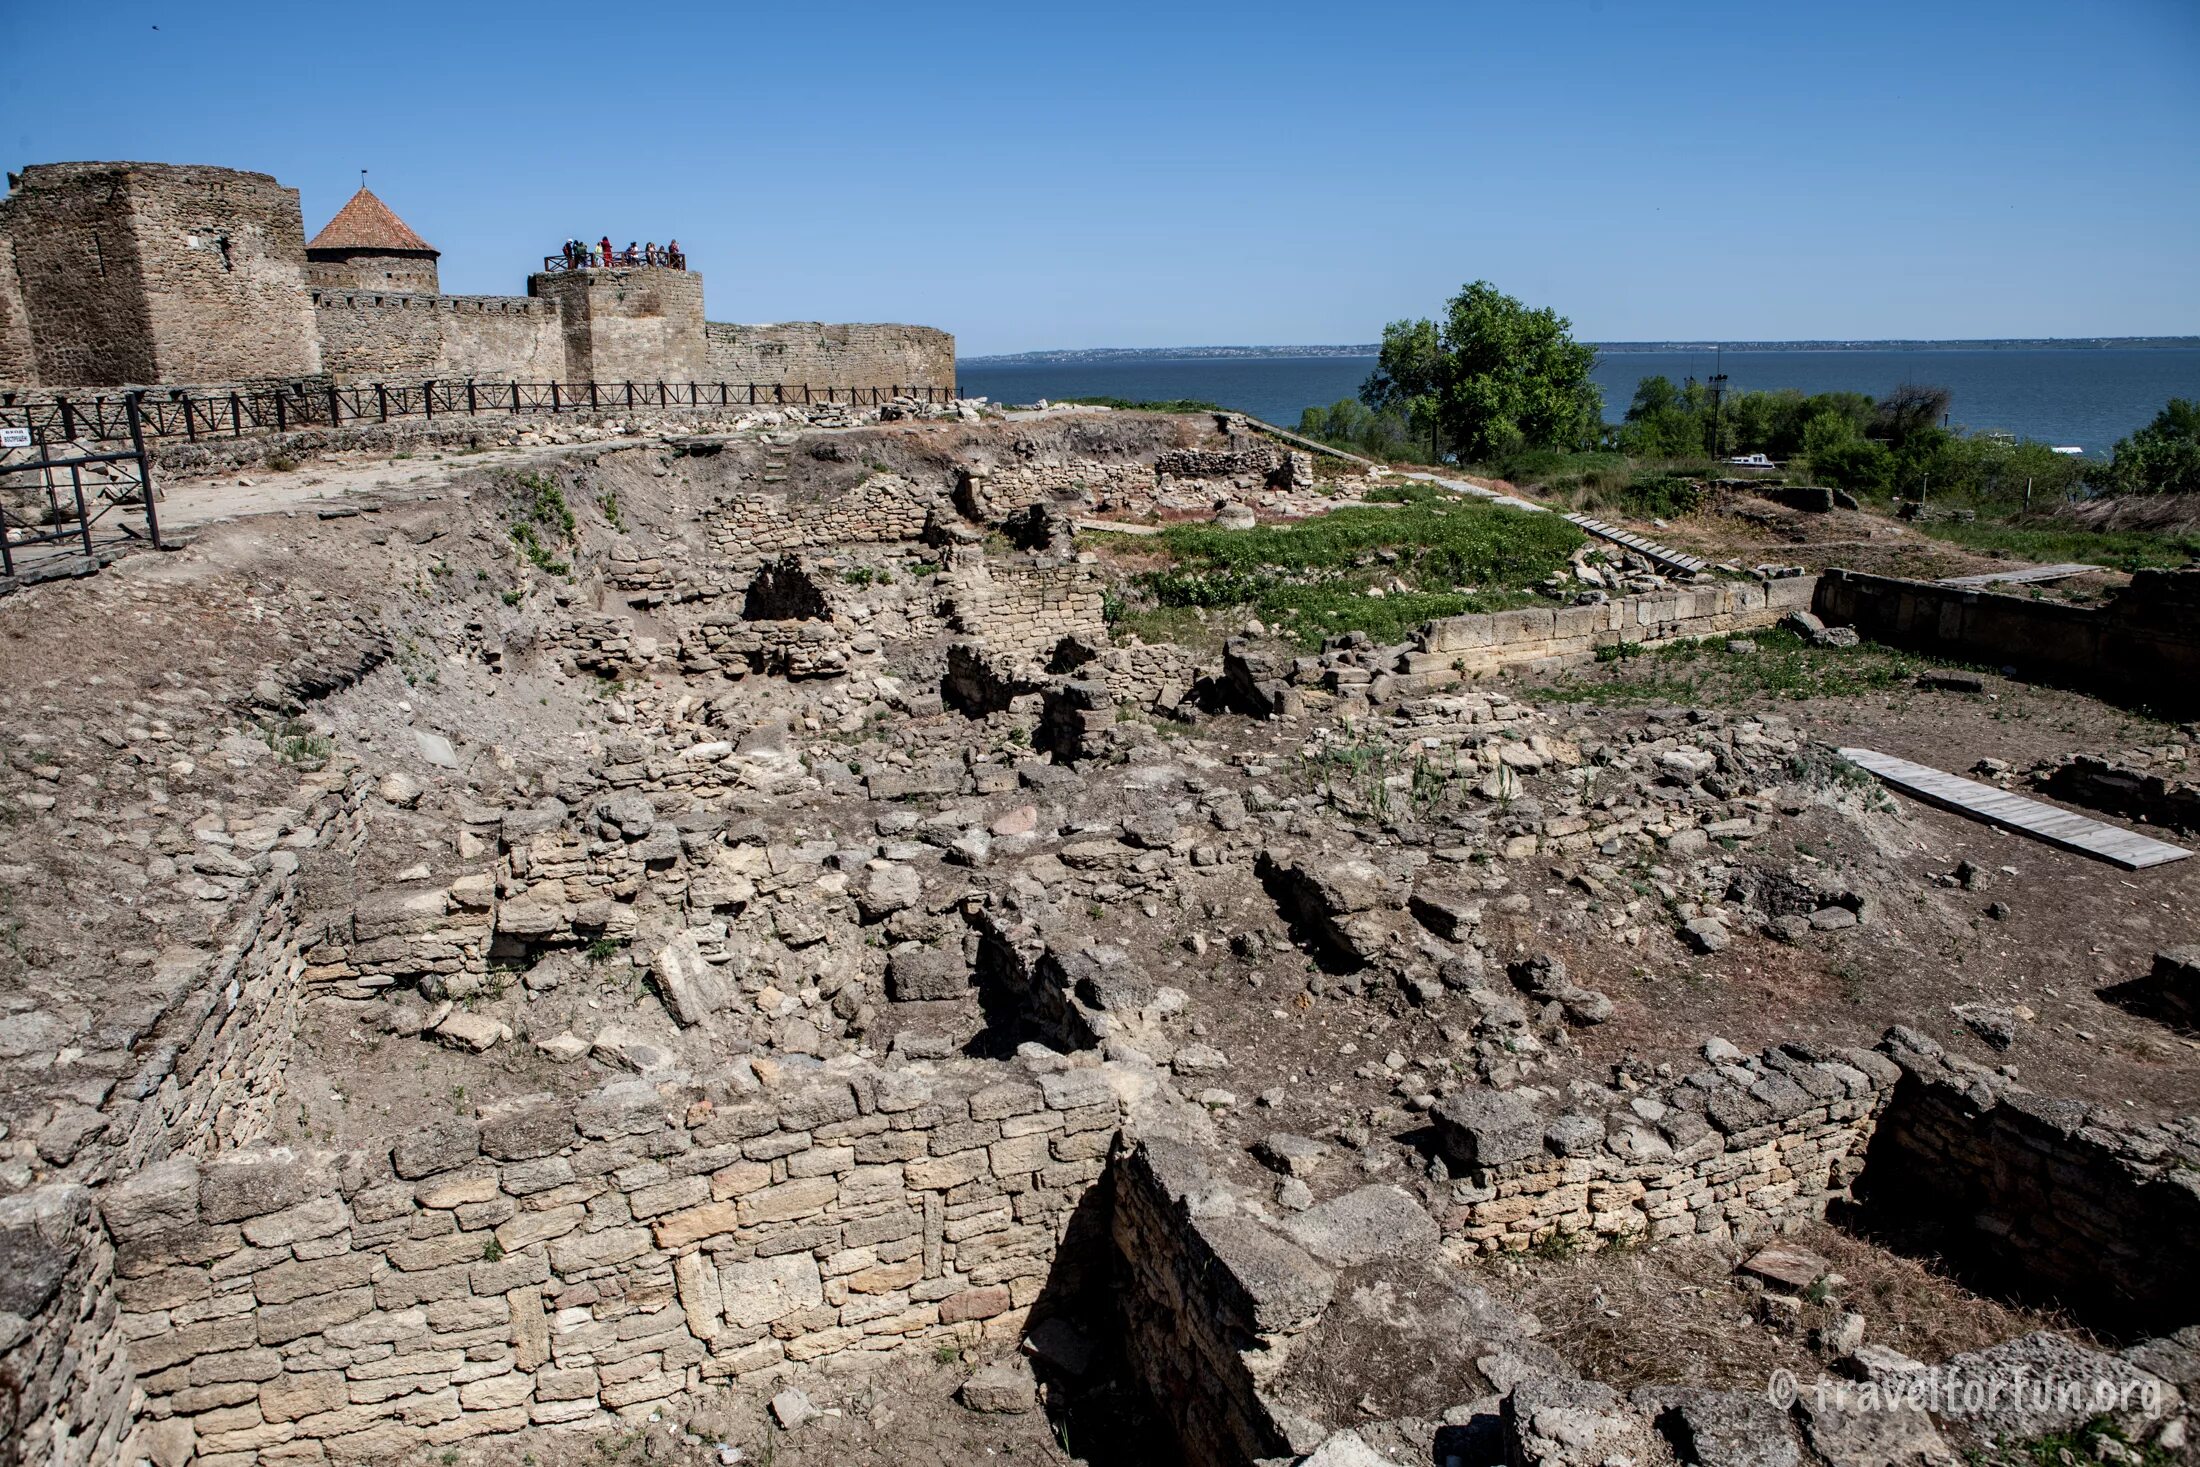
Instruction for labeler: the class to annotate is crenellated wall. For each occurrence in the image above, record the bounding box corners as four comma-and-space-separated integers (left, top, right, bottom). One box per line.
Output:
1, 159, 952, 394
311, 292, 564, 383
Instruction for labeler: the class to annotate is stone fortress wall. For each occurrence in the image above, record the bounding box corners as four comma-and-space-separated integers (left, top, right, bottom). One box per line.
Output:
313, 294, 566, 383
0, 160, 953, 394
704, 322, 955, 398
1, 162, 328, 387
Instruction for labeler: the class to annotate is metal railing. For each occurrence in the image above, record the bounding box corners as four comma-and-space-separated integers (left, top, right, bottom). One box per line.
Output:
539, 254, 687, 272
0, 378, 963, 448
1, 393, 161, 579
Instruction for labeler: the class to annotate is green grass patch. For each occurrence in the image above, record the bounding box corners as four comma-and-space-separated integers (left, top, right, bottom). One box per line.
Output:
255, 717, 333, 767
1114, 498, 1583, 649
1913, 519, 2200, 572
1538, 627, 1956, 706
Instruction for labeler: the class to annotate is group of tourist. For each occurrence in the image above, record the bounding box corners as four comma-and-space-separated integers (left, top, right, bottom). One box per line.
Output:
557, 236, 685, 270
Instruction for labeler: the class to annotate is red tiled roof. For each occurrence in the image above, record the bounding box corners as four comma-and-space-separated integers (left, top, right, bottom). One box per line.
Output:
307, 188, 436, 254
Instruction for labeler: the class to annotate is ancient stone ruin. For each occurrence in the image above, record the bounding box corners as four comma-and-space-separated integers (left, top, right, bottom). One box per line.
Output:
1, 395, 2197, 1467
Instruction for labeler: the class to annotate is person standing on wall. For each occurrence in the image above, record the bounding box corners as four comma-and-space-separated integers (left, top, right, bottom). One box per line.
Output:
667, 239, 682, 269
600, 235, 613, 269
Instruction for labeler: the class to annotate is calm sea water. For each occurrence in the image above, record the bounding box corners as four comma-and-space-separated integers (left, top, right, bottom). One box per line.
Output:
957, 348, 2200, 458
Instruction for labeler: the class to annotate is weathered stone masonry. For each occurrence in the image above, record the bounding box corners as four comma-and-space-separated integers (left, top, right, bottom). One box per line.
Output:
1857, 1027, 2200, 1337
92, 1057, 1119, 1460
1432, 1040, 1899, 1253
0, 762, 368, 1466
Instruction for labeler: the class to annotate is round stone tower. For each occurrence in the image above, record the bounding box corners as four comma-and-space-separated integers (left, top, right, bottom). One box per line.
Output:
305, 187, 439, 294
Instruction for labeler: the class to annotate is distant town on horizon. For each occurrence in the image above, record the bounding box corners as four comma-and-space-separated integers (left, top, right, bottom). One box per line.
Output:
963, 336, 2200, 364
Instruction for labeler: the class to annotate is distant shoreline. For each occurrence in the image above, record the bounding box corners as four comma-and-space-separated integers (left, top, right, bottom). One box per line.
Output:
963, 337, 2200, 365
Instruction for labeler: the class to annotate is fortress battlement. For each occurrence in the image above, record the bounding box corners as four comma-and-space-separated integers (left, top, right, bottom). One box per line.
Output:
0, 160, 952, 394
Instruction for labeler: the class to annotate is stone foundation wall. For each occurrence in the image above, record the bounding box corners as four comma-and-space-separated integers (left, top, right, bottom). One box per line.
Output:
955, 461, 1156, 523
1112, 1136, 1318, 1467
1095, 640, 1202, 710
709, 474, 943, 557
945, 565, 1108, 666
1436, 1042, 1898, 1253
0, 1183, 137, 1466
1814, 567, 2200, 715
0, 764, 368, 1465
1856, 1028, 2200, 1337
2034, 753, 2200, 834
1415, 577, 1818, 680
27, 763, 371, 1187
97, 1058, 1119, 1459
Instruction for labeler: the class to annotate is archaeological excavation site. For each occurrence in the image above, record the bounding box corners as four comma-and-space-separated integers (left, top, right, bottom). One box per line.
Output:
3, 385, 2200, 1467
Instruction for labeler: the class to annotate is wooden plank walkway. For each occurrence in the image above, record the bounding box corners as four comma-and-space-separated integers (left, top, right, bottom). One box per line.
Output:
1938, 563, 2098, 588
1563, 513, 1711, 576
1837, 746, 2192, 870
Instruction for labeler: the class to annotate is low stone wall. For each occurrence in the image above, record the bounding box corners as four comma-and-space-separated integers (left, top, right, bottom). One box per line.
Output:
143, 401, 888, 476
1813, 567, 2200, 714
2034, 752, 2200, 834
709, 474, 941, 557
99, 1057, 1120, 1460
944, 565, 1108, 667
1434, 1042, 1899, 1253
28, 763, 368, 1184
1414, 577, 1818, 681
1855, 1027, 2200, 1337
954, 461, 1156, 523
1094, 639, 1202, 711
1, 764, 368, 1464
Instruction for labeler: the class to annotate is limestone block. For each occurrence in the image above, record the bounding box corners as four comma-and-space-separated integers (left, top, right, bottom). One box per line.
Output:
201, 1150, 328, 1225
719, 1253, 824, 1329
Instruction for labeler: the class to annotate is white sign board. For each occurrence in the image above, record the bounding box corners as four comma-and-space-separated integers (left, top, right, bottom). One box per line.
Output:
0, 427, 30, 449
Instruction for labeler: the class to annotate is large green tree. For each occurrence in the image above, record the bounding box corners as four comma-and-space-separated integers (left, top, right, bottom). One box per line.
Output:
1360, 282, 1602, 463
2106, 398, 2200, 496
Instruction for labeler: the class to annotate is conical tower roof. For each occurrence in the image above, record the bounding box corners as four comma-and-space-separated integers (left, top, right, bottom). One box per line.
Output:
307, 188, 436, 255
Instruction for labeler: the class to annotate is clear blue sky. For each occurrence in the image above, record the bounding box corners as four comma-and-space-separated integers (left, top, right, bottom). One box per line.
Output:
2, 0, 2195, 356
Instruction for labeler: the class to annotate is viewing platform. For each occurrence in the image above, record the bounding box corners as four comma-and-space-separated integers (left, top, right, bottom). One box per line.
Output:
541, 251, 686, 273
